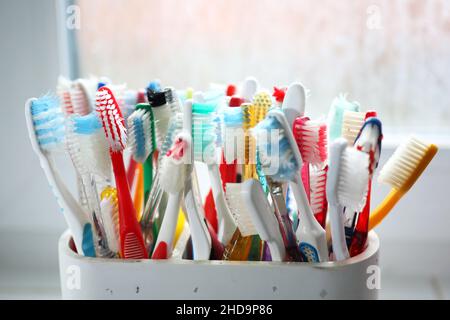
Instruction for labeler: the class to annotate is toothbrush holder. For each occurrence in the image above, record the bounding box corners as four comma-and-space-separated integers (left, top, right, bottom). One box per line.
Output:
58, 230, 380, 299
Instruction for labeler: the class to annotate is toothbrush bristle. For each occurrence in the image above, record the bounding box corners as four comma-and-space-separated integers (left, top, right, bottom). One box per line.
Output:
100, 187, 120, 255
127, 108, 155, 163
70, 82, 91, 115
337, 147, 370, 212
30, 95, 65, 150
160, 112, 183, 156
293, 116, 327, 165
192, 102, 217, 163
378, 137, 437, 191
252, 92, 272, 124
342, 110, 366, 145
159, 134, 189, 194
225, 183, 257, 237
72, 113, 111, 179
95, 86, 127, 152
122, 233, 146, 259
309, 166, 328, 216
223, 107, 244, 163
255, 113, 300, 182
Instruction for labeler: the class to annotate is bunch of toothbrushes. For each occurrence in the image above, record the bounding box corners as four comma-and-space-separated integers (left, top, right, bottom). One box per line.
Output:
25, 76, 438, 263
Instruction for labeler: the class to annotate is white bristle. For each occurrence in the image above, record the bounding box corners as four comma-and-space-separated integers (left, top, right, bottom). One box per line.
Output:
378, 137, 430, 190
127, 109, 154, 163
78, 131, 111, 180
342, 111, 366, 145
160, 112, 183, 156
159, 134, 189, 194
152, 104, 172, 149
225, 183, 257, 237
337, 147, 370, 212
95, 88, 127, 152
70, 82, 91, 115
100, 192, 120, 255
309, 166, 327, 215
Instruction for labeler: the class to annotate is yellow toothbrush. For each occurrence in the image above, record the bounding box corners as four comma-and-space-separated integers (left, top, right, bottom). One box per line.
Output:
369, 137, 438, 229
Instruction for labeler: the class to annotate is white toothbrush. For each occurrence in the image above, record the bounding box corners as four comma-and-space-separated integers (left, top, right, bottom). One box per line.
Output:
326, 138, 370, 261
240, 76, 259, 101
255, 109, 328, 262
226, 179, 286, 261
25, 97, 95, 257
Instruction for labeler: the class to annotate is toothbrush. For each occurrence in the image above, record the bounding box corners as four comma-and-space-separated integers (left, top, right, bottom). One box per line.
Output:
227, 180, 286, 262
100, 186, 120, 257
66, 114, 115, 258
327, 94, 360, 142
240, 76, 259, 101
292, 116, 327, 206
254, 108, 328, 262
326, 138, 370, 261
369, 137, 438, 230
152, 133, 188, 259
191, 102, 236, 245
25, 96, 95, 257
309, 165, 329, 228
127, 103, 157, 203
272, 86, 287, 108
340, 111, 378, 244
183, 99, 212, 260
223, 93, 272, 260
346, 117, 382, 256
95, 86, 148, 259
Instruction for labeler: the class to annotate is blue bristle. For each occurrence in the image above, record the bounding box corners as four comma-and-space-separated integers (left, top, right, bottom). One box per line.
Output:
133, 117, 146, 160
31, 95, 65, 149
73, 112, 102, 135
223, 107, 243, 128
147, 80, 161, 93
255, 112, 300, 181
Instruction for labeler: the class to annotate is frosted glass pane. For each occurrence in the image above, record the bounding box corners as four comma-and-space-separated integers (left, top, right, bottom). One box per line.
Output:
76, 0, 450, 132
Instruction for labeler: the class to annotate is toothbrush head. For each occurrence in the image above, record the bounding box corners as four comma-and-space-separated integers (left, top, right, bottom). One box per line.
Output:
281, 82, 306, 126
223, 106, 244, 163
354, 117, 383, 175
100, 186, 120, 255
327, 138, 370, 212
293, 116, 327, 166
378, 136, 437, 193
160, 112, 184, 156
225, 182, 258, 237
57, 77, 74, 116
159, 132, 191, 194
71, 112, 111, 179
309, 165, 328, 227
241, 76, 258, 101
71, 80, 92, 116
95, 86, 127, 152
192, 102, 217, 164
341, 110, 366, 145
252, 92, 272, 124
26, 95, 65, 154
328, 94, 360, 141
254, 109, 302, 182
127, 104, 156, 163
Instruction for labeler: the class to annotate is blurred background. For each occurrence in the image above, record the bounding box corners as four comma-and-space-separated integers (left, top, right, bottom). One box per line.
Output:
1, 0, 449, 299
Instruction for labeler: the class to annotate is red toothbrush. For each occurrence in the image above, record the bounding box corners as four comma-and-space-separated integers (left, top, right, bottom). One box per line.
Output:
96, 86, 148, 259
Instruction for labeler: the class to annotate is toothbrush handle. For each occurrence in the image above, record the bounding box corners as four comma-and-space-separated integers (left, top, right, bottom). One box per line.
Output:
110, 151, 148, 259
349, 181, 372, 256
183, 166, 212, 260
329, 204, 350, 261
369, 189, 403, 230
42, 156, 95, 257
207, 164, 236, 245
291, 175, 328, 262
152, 192, 182, 259
143, 154, 153, 203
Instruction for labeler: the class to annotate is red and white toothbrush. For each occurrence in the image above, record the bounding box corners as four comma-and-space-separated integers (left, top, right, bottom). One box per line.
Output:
96, 86, 148, 259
